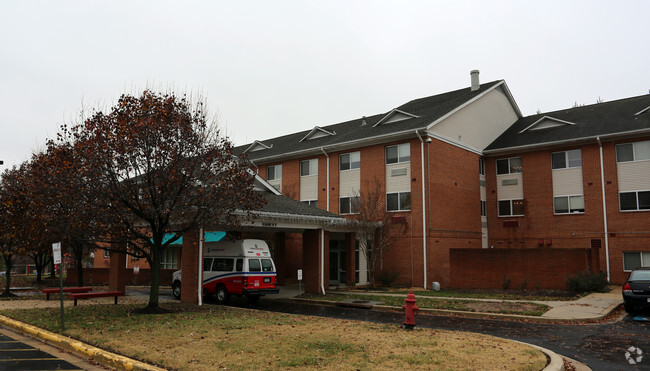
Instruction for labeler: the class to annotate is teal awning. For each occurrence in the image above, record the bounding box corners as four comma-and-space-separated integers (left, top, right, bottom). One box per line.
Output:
162, 231, 226, 246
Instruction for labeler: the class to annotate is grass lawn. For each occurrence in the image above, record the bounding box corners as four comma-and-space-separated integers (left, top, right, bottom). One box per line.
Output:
308, 294, 550, 316
3, 303, 547, 370
359, 288, 579, 301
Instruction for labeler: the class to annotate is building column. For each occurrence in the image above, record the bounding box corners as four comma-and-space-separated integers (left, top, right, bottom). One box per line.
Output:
180, 229, 201, 304
302, 229, 329, 294
108, 242, 127, 292
345, 233, 356, 286
273, 232, 287, 285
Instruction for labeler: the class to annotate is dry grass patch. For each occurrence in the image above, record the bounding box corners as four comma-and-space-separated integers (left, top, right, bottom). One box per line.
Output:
4, 303, 547, 370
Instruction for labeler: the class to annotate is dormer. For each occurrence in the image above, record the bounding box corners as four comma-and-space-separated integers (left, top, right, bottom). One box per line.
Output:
635, 105, 650, 116
243, 140, 273, 153
299, 126, 336, 142
519, 116, 576, 133
373, 109, 419, 127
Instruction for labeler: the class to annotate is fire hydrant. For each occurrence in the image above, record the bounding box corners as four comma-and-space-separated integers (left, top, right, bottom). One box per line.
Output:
401, 291, 419, 330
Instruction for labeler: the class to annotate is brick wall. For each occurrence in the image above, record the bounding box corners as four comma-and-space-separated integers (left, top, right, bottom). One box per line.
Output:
449, 248, 594, 290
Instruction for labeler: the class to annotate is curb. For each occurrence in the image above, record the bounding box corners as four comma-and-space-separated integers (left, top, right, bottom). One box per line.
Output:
515, 341, 565, 371
0, 314, 164, 371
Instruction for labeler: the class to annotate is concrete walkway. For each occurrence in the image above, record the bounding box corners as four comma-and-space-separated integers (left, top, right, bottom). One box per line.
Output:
306, 285, 623, 321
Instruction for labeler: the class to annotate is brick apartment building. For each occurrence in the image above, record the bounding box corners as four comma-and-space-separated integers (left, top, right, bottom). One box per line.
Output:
236, 71, 650, 289
94, 71, 649, 293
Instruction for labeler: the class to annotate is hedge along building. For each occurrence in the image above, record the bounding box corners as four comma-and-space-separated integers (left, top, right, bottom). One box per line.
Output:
235, 71, 523, 289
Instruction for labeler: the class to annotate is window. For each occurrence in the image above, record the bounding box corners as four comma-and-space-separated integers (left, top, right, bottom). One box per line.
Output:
387, 192, 411, 211
212, 258, 234, 272
498, 199, 524, 216
386, 143, 410, 164
480, 201, 487, 217
300, 159, 317, 176
617, 140, 650, 163
339, 196, 360, 214
479, 158, 485, 176
161, 246, 178, 269
554, 195, 585, 214
551, 149, 582, 169
619, 191, 650, 211
248, 259, 261, 272
203, 258, 213, 271
623, 251, 650, 271
261, 259, 274, 272
267, 165, 282, 181
103, 249, 110, 258
235, 259, 243, 272
340, 152, 360, 171
496, 157, 522, 175
301, 200, 318, 207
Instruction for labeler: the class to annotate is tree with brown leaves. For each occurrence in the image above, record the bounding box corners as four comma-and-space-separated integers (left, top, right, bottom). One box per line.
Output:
59, 90, 265, 308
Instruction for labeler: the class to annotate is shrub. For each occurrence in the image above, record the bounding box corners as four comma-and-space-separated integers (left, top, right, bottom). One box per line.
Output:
566, 271, 609, 293
377, 271, 400, 287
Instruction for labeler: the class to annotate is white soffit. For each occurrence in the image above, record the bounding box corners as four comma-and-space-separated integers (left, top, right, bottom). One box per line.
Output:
519, 116, 577, 133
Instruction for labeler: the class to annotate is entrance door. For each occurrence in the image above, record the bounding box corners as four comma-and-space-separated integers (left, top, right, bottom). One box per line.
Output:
329, 239, 346, 286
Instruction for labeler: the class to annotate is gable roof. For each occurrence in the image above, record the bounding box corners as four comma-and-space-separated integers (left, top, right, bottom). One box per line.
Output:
485, 94, 650, 154
235, 80, 510, 162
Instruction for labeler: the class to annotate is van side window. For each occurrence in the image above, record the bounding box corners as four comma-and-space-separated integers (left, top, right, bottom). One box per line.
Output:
249, 259, 261, 272
235, 259, 243, 272
213, 258, 234, 272
261, 259, 273, 272
204, 258, 213, 271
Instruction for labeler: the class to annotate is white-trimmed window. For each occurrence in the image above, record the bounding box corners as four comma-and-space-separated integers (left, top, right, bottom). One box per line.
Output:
623, 251, 650, 271
480, 201, 487, 217
619, 191, 650, 211
301, 200, 318, 207
617, 140, 650, 163
103, 249, 110, 258
267, 165, 282, 181
300, 159, 318, 176
552, 149, 582, 169
340, 152, 360, 171
479, 158, 485, 175
387, 192, 411, 211
498, 199, 524, 216
161, 246, 178, 269
386, 143, 410, 164
339, 196, 360, 214
554, 195, 585, 214
496, 157, 522, 175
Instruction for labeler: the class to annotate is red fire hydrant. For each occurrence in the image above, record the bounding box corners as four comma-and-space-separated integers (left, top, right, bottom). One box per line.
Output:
401, 291, 419, 330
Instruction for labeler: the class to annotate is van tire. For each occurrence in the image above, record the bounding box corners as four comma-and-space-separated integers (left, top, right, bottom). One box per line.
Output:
216, 285, 229, 304
172, 281, 181, 300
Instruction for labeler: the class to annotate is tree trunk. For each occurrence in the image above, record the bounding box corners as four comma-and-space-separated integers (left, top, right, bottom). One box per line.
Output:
148, 246, 161, 308
3, 255, 12, 296
76, 254, 84, 286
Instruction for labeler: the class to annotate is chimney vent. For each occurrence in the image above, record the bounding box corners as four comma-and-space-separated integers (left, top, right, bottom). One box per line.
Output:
470, 70, 480, 91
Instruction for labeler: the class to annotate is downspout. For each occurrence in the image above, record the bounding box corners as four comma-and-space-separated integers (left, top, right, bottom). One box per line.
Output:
596, 137, 611, 281
415, 130, 428, 289
198, 227, 204, 306
321, 229, 326, 295
251, 160, 259, 174
320, 148, 330, 211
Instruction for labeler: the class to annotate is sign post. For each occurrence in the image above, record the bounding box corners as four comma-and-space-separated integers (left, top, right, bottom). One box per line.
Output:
52, 242, 64, 332
297, 269, 303, 298
133, 265, 140, 285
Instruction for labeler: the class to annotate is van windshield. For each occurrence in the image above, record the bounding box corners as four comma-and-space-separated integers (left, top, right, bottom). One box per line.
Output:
261, 259, 273, 272
249, 259, 261, 272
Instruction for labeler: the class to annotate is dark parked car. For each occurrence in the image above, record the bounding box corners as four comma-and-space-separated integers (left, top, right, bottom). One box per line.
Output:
623, 267, 650, 313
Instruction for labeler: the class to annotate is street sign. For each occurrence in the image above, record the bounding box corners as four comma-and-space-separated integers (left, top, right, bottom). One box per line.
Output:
297, 269, 303, 281
133, 266, 140, 275
52, 242, 62, 264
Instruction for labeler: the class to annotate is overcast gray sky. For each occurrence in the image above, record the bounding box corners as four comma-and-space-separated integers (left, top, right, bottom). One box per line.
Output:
1, 0, 648, 168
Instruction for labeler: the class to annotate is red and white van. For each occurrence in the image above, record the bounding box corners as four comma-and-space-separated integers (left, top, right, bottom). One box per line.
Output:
172, 239, 279, 303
